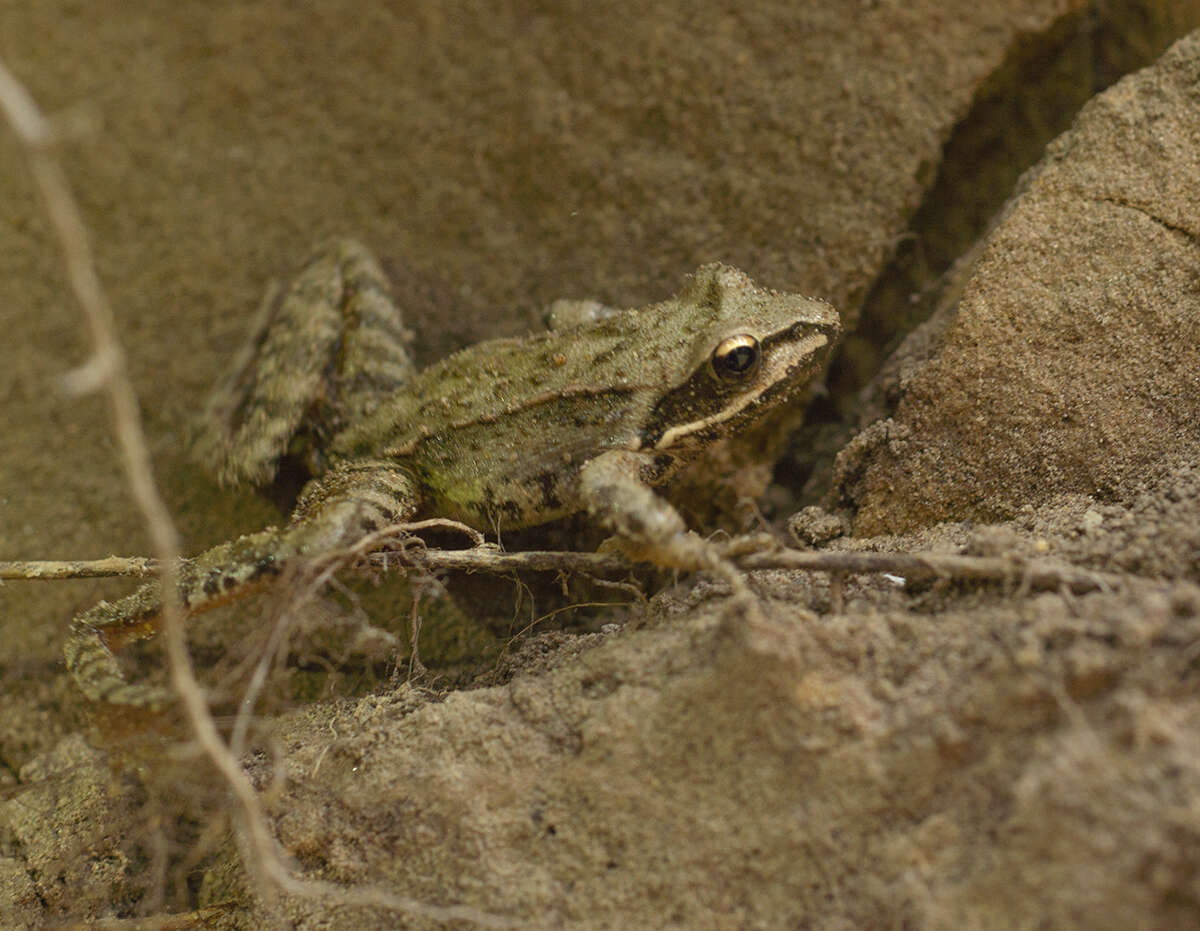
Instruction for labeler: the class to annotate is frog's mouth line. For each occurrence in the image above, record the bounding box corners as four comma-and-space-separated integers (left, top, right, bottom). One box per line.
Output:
652, 331, 830, 451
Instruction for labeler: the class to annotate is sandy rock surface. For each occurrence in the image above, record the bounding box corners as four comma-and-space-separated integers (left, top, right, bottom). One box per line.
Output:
2, 2, 1200, 928
841, 30, 1200, 535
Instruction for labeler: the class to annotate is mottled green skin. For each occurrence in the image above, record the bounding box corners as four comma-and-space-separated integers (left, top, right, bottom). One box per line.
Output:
66, 240, 840, 708
333, 267, 839, 530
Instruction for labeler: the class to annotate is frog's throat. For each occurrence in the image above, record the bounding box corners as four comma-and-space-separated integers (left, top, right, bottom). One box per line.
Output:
650, 332, 829, 451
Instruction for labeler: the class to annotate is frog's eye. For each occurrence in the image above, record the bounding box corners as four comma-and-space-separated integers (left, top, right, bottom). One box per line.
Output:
710, 334, 761, 383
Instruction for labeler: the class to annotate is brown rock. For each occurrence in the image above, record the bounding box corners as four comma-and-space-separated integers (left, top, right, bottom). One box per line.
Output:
846, 30, 1200, 535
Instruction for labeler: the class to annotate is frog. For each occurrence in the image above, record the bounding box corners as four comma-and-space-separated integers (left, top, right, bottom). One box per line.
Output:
65, 239, 841, 709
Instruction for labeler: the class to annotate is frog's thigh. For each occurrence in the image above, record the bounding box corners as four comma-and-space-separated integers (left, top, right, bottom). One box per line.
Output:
335, 244, 417, 421
578, 450, 691, 555
194, 239, 414, 486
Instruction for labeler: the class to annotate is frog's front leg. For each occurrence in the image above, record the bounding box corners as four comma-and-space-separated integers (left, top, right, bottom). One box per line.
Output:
194, 239, 415, 487
65, 460, 418, 709
578, 450, 760, 612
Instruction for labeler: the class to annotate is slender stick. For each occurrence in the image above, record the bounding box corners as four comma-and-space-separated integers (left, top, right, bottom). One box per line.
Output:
735, 548, 1136, 596
1, 544, 1150, 597
0, 557, 161, 580
0, 58, 511, 929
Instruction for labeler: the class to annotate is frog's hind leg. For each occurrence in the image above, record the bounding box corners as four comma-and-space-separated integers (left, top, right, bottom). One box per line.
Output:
194, 239, 415, 487
65, 461, 417, 709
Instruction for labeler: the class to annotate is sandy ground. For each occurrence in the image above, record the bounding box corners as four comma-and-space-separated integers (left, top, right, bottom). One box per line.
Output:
2, 1, 1200, 927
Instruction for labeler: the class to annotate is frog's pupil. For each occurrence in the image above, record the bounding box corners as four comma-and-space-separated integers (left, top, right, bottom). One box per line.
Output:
725, 345, 755, 371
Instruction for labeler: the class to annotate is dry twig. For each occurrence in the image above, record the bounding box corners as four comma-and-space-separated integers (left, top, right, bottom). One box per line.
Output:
2, 541, 1152, 597
0, 556, 160, 580
0, 56, 511, 928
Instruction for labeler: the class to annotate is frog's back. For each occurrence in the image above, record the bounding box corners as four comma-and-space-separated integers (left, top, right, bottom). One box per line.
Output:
329, 306, 690, 527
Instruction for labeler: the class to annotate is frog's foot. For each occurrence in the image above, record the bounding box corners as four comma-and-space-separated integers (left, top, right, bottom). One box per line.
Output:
66, 461, 419, 709
193, 238, 415, 487
65, 595, 178, 710
603, 532, 763, 618
580, 450, 764, 620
